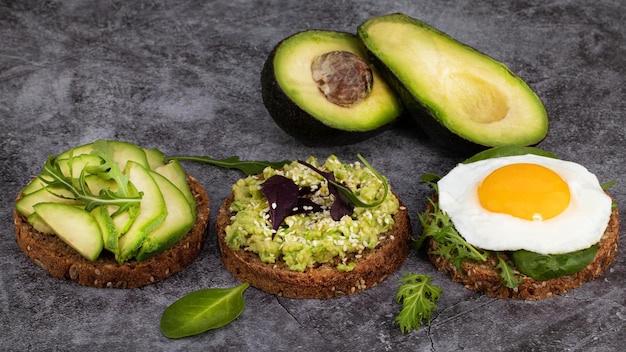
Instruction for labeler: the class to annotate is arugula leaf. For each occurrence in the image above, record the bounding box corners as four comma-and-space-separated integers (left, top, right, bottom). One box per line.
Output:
395, 273, 442, 334
298, 154, 389, 210
495, 253, 524, 288
38, 155, 142, 212
165, 155, 291, 175
86, 139, 141, 218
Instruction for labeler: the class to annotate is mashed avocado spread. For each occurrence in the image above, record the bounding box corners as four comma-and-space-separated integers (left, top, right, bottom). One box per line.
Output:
224, 155, 399, 272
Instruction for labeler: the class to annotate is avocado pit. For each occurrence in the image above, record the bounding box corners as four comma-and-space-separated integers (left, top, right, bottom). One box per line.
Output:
311, 51, 373, 107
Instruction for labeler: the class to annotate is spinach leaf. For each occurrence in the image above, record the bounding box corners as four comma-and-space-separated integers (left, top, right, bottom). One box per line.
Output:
160, 283, 250, 339
463, 145, 559, 164
509, 246, 598, 281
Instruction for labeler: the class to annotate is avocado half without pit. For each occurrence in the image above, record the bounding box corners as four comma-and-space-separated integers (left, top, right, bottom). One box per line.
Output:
261, 30, 403, 146
357, 13, 549, 153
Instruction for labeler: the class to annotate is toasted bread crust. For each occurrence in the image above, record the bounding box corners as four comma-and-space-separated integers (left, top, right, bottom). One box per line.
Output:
216, 193, 411, 298
425, 195, 619, 300
14, 175, 210, 289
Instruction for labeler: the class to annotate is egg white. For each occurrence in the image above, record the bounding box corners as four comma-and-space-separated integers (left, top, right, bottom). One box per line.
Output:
437, 154, 612, 254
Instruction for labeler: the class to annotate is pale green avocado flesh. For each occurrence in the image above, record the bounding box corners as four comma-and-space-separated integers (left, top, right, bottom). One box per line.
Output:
358, 13, 548, 147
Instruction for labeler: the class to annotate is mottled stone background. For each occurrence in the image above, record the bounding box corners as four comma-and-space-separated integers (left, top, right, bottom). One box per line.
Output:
1, 1, 624, 351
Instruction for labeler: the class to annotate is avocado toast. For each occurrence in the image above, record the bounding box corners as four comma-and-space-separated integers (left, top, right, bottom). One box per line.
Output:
215, 155, 411, 298
419, 146, 619, 299
13, 140, 210, 288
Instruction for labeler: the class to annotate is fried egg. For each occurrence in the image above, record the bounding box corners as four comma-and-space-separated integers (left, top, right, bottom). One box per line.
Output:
437, 154, 612, 254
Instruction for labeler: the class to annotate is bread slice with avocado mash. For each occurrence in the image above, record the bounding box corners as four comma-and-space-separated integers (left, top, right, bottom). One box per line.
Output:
423, 194, 619, 300
215, 155, 411, 298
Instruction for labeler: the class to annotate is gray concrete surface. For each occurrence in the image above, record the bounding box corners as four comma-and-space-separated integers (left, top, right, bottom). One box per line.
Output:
1, 1, 624, 351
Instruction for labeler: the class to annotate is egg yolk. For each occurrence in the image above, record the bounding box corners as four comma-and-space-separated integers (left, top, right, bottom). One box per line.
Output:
477, 163, 571, 221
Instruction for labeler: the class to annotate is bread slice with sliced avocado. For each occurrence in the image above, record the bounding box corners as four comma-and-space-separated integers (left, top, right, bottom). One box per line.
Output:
13, 140, 210, 288
215, 155, 411, 298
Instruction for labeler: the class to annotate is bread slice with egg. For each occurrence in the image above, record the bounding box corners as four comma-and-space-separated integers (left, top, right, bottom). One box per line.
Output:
216, 192, 411, 298
426, 198, 619, 300
13, 175, 210, 289
420, 147, 620, 300
424, 195, 619, 300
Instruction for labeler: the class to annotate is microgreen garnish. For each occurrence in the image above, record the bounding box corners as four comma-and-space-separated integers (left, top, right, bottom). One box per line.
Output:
165, 155, 291, 175
87, 139, 141, 217
395, 273, 442, 334
415, 174, 488, 269
38, 155, 142, 214
495, 253, 524, 288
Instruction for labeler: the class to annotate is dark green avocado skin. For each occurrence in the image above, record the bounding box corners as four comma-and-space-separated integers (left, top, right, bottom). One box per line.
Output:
260, 42, 395, 147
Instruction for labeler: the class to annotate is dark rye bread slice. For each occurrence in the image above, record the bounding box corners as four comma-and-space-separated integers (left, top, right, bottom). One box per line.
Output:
13, 174, 210, 289
216, 193, 411, 298
425, 194, 620, 300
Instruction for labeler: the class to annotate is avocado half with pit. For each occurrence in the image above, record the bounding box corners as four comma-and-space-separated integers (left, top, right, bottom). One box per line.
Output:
261, 30, 403, 146
357, 13, 549, 153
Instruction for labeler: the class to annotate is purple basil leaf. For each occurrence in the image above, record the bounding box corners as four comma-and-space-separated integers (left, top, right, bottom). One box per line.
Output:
329, 190, 354, 220
298, 186, 314, 197
297, 160, 354, 220
261, 175, 299, 230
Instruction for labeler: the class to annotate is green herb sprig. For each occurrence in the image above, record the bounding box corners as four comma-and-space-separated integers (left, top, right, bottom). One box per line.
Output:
417, 174, 525, 288
416, 196, 488, 268
415, 174, 487, 268
395, 273, 442, 334
38, 155, 142, 214
495, 253, 524, 288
